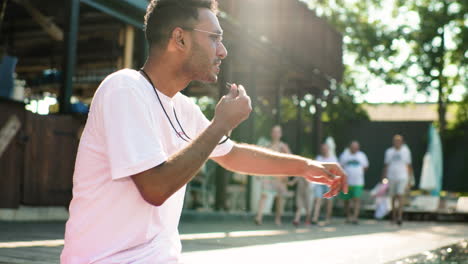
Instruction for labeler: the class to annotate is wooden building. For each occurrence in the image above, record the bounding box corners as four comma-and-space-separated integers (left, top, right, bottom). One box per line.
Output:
0, 0, 343, 210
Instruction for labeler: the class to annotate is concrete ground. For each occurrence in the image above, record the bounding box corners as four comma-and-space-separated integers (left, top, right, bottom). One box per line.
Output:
0, 217, 467, 264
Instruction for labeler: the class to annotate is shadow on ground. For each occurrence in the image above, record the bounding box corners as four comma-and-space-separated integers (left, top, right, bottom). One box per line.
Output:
0, 218, 467, 264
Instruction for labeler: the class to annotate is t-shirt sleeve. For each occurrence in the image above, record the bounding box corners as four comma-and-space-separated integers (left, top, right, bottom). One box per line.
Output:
362, 153, 369, 168
405, 148, 412, 165
189, 99, 234, 158
99, 77, 168, 180
339, 152, 346, 166
315, 155, 323, 162
384, 149, 391, 165
331, 156, 338, 163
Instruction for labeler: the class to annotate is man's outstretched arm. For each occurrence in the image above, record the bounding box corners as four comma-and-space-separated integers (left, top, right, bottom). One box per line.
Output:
212, 144, 348, 198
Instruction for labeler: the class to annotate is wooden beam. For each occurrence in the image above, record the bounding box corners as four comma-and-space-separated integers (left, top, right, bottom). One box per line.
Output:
0, 0, 8, 30
12, 0, 64, 41
0, 115, 21, 159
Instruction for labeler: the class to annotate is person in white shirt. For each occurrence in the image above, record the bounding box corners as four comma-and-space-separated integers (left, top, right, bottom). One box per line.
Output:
339, 141, 369, 224
382, 134, 413, 226
60, 1, 348, 263
311, 143, 338, 225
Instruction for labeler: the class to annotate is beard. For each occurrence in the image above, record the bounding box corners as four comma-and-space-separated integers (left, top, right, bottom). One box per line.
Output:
184, 41, 219, 83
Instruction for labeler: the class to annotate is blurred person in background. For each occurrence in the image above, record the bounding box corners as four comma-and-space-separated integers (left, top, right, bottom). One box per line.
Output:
311, 143, 338, 225
255, 125, 291, 226
290, 176, 312, 227
339, 141, 369, 224
382, 134, 413, 226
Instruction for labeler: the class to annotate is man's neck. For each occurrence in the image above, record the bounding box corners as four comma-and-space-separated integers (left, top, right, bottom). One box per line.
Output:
142, 55, 190, 98
271, 139, 280, 144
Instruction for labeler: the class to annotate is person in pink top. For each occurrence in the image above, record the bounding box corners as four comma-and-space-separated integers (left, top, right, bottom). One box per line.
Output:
255, 125, 291, 226
61, 1, 348, 263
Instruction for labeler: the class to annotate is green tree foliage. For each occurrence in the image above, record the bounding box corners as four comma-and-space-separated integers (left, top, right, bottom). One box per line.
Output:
451, 92, 468, 131
397, 0, 467, 136
303, 0, 467, 136
323, 66, 370, 149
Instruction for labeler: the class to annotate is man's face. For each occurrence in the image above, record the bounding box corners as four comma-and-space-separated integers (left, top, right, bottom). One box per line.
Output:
393, 136, 403, 149
350, 142, 359, 153
271, 126, 282, 141
320, 144, 329, 156
184, 9, 227, 83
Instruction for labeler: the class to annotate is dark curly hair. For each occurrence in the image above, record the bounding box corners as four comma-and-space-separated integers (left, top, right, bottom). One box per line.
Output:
144, 0, 218, 48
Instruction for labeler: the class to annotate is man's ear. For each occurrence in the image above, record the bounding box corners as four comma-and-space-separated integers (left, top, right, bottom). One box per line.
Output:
170, 27, 187, 50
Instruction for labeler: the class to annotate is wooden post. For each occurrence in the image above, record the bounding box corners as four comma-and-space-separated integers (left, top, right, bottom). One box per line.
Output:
296, 84, 303, 155
123, 25, 135, 69
245, 62, 257, 212
59, 0, 80, 114
313, 88, 323, 156
215, 58, 231, 211
275, 75, 282, 125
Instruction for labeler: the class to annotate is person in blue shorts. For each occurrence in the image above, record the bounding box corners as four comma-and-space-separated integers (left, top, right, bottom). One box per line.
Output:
312, 144, 338, 225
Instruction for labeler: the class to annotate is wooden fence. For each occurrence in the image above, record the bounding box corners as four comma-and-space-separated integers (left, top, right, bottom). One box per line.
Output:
0, 98, 84, 208
0, 99, 26, 208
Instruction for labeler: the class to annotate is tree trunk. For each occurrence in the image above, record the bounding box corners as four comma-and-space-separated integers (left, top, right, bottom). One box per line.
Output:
438, 0, 448, 139
438, 88, 447, 139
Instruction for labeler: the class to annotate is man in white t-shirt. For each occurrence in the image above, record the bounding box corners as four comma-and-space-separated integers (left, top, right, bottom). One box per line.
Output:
339, 141, 369, 224
382, 134, 412, 226
61, 1, 348, 263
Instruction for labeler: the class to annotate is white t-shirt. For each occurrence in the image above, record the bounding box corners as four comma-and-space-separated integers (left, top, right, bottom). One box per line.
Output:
339, 150, 369, 186
385, 146, 411, 181
316, 155, 338, 163
61, 69, 233, 264
314, 155, 338, 188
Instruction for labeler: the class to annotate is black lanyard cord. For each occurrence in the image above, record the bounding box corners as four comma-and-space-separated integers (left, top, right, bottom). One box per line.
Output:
139, 69, 230, 145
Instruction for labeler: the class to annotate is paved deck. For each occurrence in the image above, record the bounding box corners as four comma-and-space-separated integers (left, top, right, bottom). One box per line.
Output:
0, 217, 467, 264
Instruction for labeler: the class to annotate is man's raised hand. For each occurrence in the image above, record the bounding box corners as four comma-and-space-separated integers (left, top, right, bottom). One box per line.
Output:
212, 83, 252, 133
